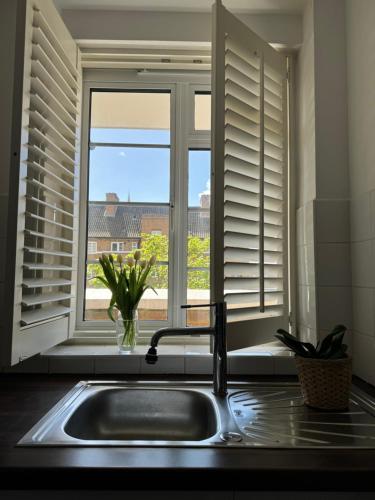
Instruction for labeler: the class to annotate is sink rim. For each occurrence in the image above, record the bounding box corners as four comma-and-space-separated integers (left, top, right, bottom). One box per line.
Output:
17, 380, 375, 449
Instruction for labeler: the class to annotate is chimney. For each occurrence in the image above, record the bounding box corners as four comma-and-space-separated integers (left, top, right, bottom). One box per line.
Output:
200, 193, 210, 208
104, 192, 119, 217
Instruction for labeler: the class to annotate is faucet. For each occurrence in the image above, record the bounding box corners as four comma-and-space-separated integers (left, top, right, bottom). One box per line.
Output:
145, 302, 227, 397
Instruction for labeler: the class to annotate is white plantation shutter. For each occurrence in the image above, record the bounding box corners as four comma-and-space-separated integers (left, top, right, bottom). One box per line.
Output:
2, 0, 80, 365
21, 5, 79, 327
211, 1, 289, 350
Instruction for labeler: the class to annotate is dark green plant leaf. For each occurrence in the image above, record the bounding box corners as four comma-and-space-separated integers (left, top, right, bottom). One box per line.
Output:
276, 324, 348, 359
276, 329, 317, 357
275, 333, 312, 357
317, 324, 347, 356
320, 331, 345, 359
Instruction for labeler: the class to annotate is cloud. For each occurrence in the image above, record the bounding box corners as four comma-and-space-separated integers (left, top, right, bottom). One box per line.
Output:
119, 151, 126, 157
199, 179, 210, 197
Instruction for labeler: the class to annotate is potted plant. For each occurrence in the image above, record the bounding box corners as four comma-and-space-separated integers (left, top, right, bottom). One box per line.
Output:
96, 251, 157, 353
275, 325, 352, 410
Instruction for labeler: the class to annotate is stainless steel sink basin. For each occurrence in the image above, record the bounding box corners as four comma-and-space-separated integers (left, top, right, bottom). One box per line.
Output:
64, 388, 217, 441
17, 381, 375, 448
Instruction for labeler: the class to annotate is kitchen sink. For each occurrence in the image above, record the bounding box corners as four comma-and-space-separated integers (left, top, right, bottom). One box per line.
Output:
17, 381, 375, 448
64, 388, 217, 441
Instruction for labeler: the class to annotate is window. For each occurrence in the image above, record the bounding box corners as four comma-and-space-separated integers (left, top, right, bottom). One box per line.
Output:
87, 241, 97, 254
77, 55, 289, 343
78, 79, 211, 333
111, 242, 124, 253
5, 1, 292, 364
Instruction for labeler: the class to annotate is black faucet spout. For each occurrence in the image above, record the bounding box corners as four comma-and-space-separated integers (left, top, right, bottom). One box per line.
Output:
145, 346, 158, 364
145, 302, 227, 396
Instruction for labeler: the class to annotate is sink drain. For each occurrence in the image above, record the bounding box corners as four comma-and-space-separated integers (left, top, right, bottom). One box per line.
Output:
220, 432, 243, 442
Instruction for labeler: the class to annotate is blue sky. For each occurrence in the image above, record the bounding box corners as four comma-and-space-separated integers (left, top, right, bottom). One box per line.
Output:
89, 128, 210, 206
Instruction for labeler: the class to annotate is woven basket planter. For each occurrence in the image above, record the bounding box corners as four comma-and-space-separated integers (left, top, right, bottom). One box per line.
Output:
295, 356, 352, 410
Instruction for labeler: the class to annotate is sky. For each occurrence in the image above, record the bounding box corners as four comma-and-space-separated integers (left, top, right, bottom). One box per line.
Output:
89, 128, 210, 207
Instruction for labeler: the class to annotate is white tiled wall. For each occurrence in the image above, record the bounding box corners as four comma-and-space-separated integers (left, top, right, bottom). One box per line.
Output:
349, 191, 375, 385
295, 1, 353, 351
315, 200, 352, 338
296, 202, 318, 343
346, 0, 375, 385
296, 199, 353, 344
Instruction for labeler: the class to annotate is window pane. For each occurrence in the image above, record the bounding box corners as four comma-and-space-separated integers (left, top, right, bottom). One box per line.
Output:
88, 147, 170, 203
85, 263, 168, 322
194, 92, 211, 130
186, 271, 210, 326
87, 241, 97, 254
85, 204, 169, 321
138, 265, 168, 321
187, 150, 211, 326
85, 90, 171, 323
90, 91, 170, 144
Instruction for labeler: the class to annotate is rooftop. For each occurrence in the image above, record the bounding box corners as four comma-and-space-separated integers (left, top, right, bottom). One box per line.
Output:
88, 203, 210, 239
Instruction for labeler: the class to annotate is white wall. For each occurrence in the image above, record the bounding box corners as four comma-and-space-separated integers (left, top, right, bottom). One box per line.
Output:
60, 9, 302, 46
346, 0, 375, 385
295, 0, 317, 343
312, 0, 352, 341
295, 0, 352, 346
296, 0, 315, 209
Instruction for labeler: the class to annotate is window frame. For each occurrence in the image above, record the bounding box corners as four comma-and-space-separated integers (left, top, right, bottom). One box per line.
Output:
75, 70, 211, 340
87, 241, 97, 254
110, 242, 124, 253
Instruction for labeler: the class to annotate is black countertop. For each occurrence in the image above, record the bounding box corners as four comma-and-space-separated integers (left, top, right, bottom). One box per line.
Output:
1, 374, 375, 492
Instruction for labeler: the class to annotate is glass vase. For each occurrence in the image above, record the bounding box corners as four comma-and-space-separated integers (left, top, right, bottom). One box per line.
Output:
116, 310, 138, 354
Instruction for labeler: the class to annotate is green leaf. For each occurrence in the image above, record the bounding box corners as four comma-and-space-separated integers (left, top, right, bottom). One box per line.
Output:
276, 329, 317, 356
317, 325, 347, 356
107, 296, 117, 322
320, 331, 346, 359
274, 333, 312, 357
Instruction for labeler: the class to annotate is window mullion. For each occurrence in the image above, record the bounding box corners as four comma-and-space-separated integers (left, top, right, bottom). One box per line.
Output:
171, 82, 189, 328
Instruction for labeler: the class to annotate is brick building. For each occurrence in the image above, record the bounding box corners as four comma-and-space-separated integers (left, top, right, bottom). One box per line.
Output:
87, 192, 210, 258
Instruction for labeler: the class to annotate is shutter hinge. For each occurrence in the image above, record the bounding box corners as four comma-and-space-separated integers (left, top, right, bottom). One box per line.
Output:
288, 312, 293, 327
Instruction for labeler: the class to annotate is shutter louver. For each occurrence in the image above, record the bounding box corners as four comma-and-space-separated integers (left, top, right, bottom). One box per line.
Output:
20, 6, 79, 329
211, 1, 288, 344
223, 37, 285, 321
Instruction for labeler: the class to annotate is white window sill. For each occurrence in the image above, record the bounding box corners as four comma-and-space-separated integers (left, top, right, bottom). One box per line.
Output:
43, 344, 211, 356
4, 344, 296, 376
26, 343, 295, 376
42, 343, 291, 357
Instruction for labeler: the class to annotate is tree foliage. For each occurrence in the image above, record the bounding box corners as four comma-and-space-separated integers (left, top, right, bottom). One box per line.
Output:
87, 233, 210, 289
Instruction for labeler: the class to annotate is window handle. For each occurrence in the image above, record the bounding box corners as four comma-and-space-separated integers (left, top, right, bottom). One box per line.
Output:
181, 303, 216, 309
169, 201, 174, 233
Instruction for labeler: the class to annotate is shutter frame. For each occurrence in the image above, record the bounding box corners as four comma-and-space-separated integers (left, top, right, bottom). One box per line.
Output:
211, 1, 289, 351
1, 0, 80, 366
